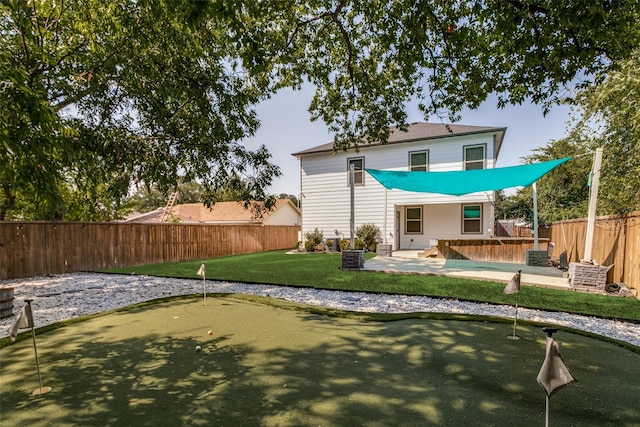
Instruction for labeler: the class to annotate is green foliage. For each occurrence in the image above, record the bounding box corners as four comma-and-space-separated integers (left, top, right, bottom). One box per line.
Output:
506, 45, 640, 220
3, 1, 639, 220
304, 240, 316, 252
256, 0, 640, 149
304, 228, 324, 250
339, 238, 364, 250
501, 136, 593, 223
356, 223, 380, 249
570, 48, 640, 214
0, 0, 280, 220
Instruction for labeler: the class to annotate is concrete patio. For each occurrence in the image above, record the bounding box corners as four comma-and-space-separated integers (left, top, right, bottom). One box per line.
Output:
363, 250, 571, 290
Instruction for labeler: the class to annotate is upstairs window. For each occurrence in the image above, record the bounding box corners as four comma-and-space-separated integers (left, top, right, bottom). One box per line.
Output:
462, 204, 482, 233
347, 157, 364, 185
409, 150, 429, 171
464, 145, 486, 170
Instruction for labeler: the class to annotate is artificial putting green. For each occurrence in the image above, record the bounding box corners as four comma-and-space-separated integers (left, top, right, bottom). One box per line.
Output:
1, 295, 638, 426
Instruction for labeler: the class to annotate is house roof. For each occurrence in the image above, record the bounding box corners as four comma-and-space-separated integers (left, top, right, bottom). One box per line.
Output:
124, 199, 300, 223
292, 122, 507, 157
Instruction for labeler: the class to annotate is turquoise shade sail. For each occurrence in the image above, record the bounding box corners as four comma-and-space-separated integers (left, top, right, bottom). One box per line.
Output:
365, 157, 571, 196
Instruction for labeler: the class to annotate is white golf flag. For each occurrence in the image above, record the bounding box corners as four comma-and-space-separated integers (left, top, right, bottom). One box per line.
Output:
537, 337, 576, 397
197, 264, 205, 277
503, 271, 521, 295
8, 304, 34, 342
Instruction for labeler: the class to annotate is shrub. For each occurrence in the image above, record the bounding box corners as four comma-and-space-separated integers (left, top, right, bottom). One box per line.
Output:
304, 240, 316, 252
304, 228, 324, 245
303, 228, 324, 252
339, 238, 364, 250
356, 223, 380, 250
354, 238, 364, 250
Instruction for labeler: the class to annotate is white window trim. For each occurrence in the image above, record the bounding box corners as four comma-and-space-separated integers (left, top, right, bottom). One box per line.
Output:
347, 157, 364, 186
405, 206, 423, 234
462, 204, 483, 234
409, 150, 429, 171
463, 144, 486, 170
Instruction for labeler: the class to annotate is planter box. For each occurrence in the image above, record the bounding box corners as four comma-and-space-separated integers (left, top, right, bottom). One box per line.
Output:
568, 262, 609, 289
0, 288, 14, 319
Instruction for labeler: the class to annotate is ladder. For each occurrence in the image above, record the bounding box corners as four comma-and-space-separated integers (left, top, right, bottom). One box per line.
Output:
160, 192, 178, 222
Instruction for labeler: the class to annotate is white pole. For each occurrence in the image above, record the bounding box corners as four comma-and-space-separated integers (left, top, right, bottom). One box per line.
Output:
202, 273, 206, 307
25, 300, 51, 396
532, 182, 539, 251
31, 327, 44, 391
545, 394, 550, 427
512, 292, 519, 339
383, 189, 388, 244
584, 147, 603, 261
350, 164, 355, 250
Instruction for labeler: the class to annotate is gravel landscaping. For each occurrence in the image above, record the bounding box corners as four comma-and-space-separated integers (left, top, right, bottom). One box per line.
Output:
1, 273, 638, 347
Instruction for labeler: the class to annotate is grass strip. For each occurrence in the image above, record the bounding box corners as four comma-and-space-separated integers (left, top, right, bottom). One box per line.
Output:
103, 251, 640, 322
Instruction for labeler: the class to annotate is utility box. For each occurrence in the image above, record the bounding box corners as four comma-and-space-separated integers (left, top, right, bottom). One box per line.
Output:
376, 244, 393, 257
526, 250, 550, 267
341, 250, 365, 270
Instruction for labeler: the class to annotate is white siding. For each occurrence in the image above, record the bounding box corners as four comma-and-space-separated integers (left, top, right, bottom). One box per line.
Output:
299, 132, 499, 248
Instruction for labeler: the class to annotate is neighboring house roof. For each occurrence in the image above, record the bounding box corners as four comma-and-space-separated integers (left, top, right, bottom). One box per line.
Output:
124, 199, 301, 224
124, 208, 164, 223
292, 122, 507, 157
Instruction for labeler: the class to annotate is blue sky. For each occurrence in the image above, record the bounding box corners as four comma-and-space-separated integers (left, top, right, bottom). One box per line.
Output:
244, 85, 574, 196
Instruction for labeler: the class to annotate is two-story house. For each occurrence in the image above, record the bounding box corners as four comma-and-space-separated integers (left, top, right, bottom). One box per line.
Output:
292, 122, 507, 250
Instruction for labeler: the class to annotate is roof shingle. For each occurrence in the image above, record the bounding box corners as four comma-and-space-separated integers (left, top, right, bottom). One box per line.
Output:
292, 122, 506, 156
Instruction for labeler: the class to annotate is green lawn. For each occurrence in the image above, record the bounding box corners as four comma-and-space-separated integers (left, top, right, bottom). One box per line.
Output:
2, 296, 638, 427
104, 251, 640, 322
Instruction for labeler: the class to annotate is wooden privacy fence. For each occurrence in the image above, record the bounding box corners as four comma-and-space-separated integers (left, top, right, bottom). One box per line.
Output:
541, 211, 639, 297
0, 222, 300, 280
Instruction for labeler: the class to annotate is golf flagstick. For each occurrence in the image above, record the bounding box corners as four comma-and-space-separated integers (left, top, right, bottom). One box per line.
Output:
537, 327, 576, 427
545, 394, 550, 427
503, 270, 521, 340
512, 291, 520, 339
197, 264, 206, 306
24, 300, 52, 396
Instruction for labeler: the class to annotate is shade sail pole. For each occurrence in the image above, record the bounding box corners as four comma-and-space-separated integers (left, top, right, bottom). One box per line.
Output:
383, 188, 388, 244
584, 147, 603, 262
532, 182, 539, 251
